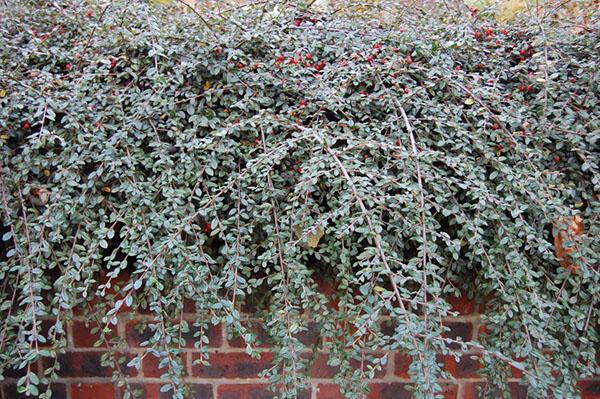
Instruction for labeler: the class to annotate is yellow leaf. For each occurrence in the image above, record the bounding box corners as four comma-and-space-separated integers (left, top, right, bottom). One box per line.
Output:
294, 224, 325, 248
0, 89, 6, 98
464, 98, 475, 106
307, 227, 324, 248
574, 202, 584, 208
203, 81, 211, 90
497, 0, 526, 22
374, 286, 386, 293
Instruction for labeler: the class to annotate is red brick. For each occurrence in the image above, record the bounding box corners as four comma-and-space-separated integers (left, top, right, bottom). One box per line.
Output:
116, 351, 141, 377
229, 320, 319, 347
368, 383, 412, 399
442, 321, 473, 349
394, 353, 411, 378
217, 384, 309, 399
72, 320, 117, 347
477, 323, 488, 337
45, 352, 113, 377
116, 382, 212, 399
579, 380, 600, 399
367, 383, 455, 399
316, 384, 345, 399
295, 321, 321, 346
188, 384, 214, 399
440, 383, 459, 399
508, 358, 526, 378
125, 320, 222, 348
441, 354, 481, 378
192, 352, 274, 378
35, 319, 69, 348
217, 384, 274, 399
2, 361, 38, 379
240, 296, 270, 314
2, 383, 66, 399
183, 298, 196, 313
306, 352, 386, 379
118, 383, 161, 399
71, 383, 115, 399
143, 352, 187, 378
228, 321, 270, 348
314, 275, 339, 310
308, 353, 338, 378
446, 293, 476, 315
461, 381, 527, 399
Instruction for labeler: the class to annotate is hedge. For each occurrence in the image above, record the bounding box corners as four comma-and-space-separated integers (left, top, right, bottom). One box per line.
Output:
0, 1, 598, 398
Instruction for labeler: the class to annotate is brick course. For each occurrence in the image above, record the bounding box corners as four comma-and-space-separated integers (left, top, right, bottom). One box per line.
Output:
1, 293, 598, 399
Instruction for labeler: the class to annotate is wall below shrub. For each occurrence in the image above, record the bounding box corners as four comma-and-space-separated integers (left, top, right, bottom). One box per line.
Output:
1, 291, 599, 399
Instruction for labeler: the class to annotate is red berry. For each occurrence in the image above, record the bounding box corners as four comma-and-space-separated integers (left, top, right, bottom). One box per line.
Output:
23, 122, 30, 129
109, 58, 116, 69
474, 31, 482, 40
276, 55, 284, 64
296, 167, 302, 173
519, 49, 526, 56
65, 63, 71, 71
289, 57, 297, 64
553, 156, 561, 163
299, 100, 307, 107
373, 43, 382, 50
491, 123, 499, 130
305, 53, 312, 60
85, 9, 93, 18
203, 223, 212, 234
403, 87, 410, 94
294, 18, 301, 27
526, 85, 532, 92
454, 65, 461, 71
314, 61, 326, 71
406, 55, 413, 65
501, 29, 509, 35
497, 143, 503, 151
569, 78, 576, 83
485, 28, 493, 36
237, 63, 244, 69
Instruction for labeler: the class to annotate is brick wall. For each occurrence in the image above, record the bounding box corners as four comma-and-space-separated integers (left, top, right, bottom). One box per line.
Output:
1, 294, 599, 399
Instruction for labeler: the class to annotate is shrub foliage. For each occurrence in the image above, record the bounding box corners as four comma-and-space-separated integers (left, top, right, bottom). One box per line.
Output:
0, 1, 598, 398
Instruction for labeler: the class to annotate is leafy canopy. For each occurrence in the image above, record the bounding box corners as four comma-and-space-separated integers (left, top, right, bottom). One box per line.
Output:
0, 1, 598, 398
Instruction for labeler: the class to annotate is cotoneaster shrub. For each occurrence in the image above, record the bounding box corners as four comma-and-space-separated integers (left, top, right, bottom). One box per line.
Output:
0, 1, 598, 398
